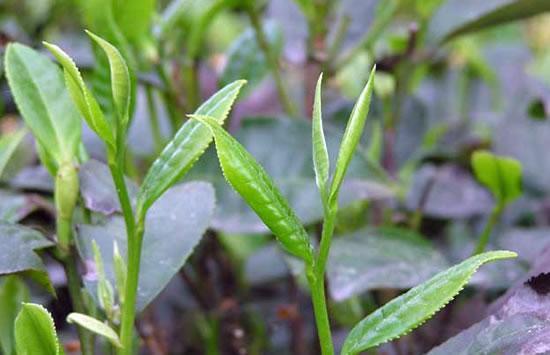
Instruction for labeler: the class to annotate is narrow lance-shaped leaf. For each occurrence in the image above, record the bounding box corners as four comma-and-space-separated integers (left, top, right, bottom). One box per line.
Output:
5, 43, 81, 167
86, 30, 131, 131
329, 66, 376, 205
15, 303, 61, 355
192, 115, 314, 264
137, 80, 246, 216
0, 277, 29, 355
67, 313, 121, 348
0, 129, 26, 178
471, 150, 522, 205
43, 41, 115, 151
312, 73, 329, 202
341, 250, 517, 355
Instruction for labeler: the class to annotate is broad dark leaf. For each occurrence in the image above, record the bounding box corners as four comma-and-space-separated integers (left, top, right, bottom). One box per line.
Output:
327, 227, 449, 301
0, 223, 53, 293
76, 182, 215, 311
406, 164, 493, 219
79, 159, 138, 215
429, 250, 550, 355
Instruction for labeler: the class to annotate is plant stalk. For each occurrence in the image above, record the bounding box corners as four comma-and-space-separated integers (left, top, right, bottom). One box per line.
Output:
473, 203, 503, 255
307, 268, 334, 355
145, 86, 164, 154
307, 204, 338, 355
246, 5, 298, 117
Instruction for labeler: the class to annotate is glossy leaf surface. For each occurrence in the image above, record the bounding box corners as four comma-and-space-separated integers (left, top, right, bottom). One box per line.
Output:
77, 181, 215, 311
137, 80, 245, 215
0, 130, 26, 179
327, 227, 449, 301
193, 115, 314, 264
341, 250, 516, 354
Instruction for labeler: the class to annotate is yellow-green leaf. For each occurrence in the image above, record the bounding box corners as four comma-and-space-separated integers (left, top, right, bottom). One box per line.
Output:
312, 73, 329, 202
192, 115, 314, 264
137, 80, 246, 216
67, 313, 121, 348
471, 150, 522, 205
329, 65, 376, 205
341, 250, 517, 355
15, 303, 61, 355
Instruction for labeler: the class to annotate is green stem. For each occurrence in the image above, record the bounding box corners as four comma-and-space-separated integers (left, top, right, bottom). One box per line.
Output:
307, 205, 337, 355
57, 216, 94, 355
247, 5, 298, 117
473, 204, 503, 255
108, 156, 140, 355
182, 58, 200, 111
145, 86, 164, 154
307, 268, 334, 355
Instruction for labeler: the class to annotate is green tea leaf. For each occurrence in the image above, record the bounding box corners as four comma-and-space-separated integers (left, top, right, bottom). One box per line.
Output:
192, 115, 314, 264
0, 223, 54, 294
43, 41, 115, 151
442, 0, 550, 42
67, 313, 121, 348
329, 65, 376, 205
15, 303, 61, 355
341, 250, 517, 355
0, 129, 26, 179
5, 43, 81, 167
86, 30, 131, 131
137, 80, 245, 216
471, 150, 522, 205
0, 277, 29, 355
220, 21, 283, 97
312, 73, 329, 202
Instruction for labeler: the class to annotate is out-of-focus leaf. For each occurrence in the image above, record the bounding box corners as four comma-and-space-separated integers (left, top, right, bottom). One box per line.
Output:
15, 303, 61, 355
5, 43, 81, 168
193, 115, 314, 263
244, 244, 290, 284
341, 250, 516, 354
10, 166, 54, 192
67, 313, 121, 348
0, 223, 54, 293
441, 0, 550, 42
189, 117, 394, 234
77, 182, 215, 311
472, 150, 522, 205
0, 130, 26, 179
0, 190, 41, 223
79, 159, 138, 215
137, 80, 245, 216
498, 228, 550, 263
220, 21, 282, 97
406, 164, 493, 219
330, 66, 376, 204
113, 0, 156, 43
0, 277, 29, 355
327, 227, 449, 302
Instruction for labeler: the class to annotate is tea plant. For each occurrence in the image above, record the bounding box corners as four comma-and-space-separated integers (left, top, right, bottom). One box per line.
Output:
1, 0, 549, 354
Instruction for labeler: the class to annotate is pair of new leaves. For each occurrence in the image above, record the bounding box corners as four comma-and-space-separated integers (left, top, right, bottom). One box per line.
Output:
193, 72, 516, 353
